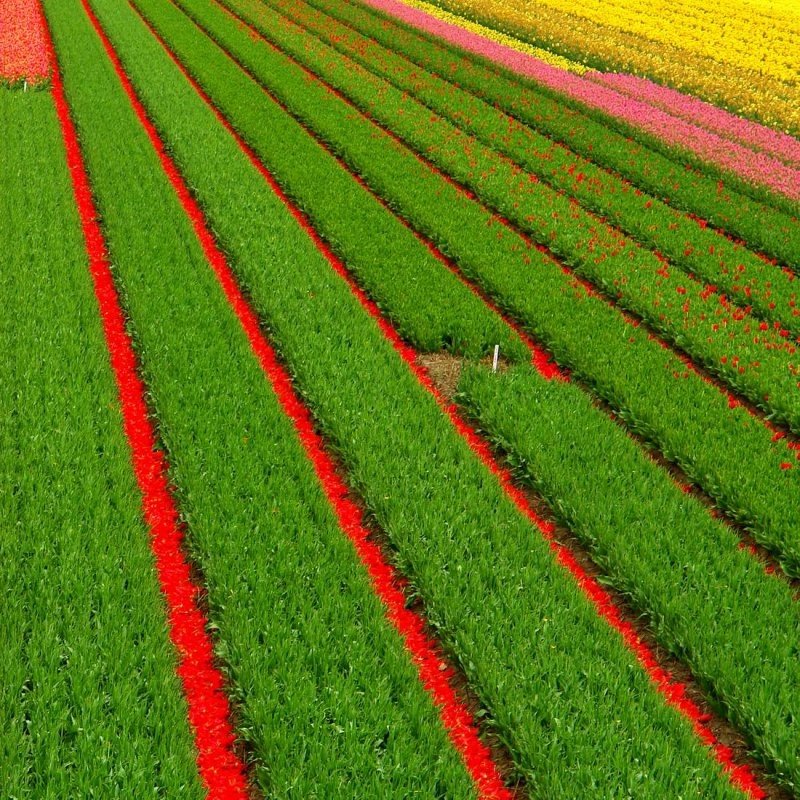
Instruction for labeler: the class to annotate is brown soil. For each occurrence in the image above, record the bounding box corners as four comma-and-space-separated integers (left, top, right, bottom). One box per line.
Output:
417, 350, 515, 402
417, 352, 464, 401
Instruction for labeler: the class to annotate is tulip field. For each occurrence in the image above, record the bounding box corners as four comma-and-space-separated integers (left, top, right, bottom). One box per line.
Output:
5, 0, 800, 797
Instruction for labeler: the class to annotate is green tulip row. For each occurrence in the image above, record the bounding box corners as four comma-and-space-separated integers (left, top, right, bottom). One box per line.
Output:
75, 0, 756, 793
42, 0, 482, 795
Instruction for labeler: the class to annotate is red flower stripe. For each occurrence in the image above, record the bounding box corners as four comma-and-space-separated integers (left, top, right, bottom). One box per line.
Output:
38, 1, 249, 797
130, 3, 767, 796
1, 0, 49, 84
80, 0, 513, 795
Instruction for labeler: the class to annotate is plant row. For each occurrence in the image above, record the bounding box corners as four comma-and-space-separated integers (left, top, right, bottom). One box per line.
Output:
122, 0, 800, 789
537, 0, 795, 84
76, 0, 759, 794
44, 1, 485, 795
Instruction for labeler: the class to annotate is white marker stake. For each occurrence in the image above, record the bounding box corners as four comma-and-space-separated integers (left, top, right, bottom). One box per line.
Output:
492, 344, 500, 373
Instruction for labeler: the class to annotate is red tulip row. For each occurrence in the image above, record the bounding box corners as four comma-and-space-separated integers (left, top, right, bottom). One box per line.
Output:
0, 0, 49, 84
1, 40, 209, 800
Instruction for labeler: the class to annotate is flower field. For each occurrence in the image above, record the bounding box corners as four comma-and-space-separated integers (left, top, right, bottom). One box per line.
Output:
419, 0, 800, 136
4, 0, 800, 797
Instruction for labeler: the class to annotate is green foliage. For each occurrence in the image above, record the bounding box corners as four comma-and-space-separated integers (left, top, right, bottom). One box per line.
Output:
83, 0, 748, 792
135, 0, 800, 787
462, 361, 800, 788
43, 0, 480, 794
0, 87, 203, 797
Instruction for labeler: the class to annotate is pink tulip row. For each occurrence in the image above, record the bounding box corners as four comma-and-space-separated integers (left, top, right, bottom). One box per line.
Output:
587, 72, 800, 169
0, 0, 49, 84
360, 0, 800, 202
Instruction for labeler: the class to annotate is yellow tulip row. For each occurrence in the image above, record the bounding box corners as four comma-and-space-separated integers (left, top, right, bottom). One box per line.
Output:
429, 0, 800, 134
399, 0, 587, 73
531, 0, 799, 83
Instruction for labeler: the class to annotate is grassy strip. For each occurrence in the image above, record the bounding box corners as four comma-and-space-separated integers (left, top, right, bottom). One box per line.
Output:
0, 87, 203, 796
210, 0, 800, 433
264, 0, 800, 340
330, 0, 800, 233
44, 1, 488, 795
460, 361, 800, 789
167, 0, 800, 574
87, 0, 758, 794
